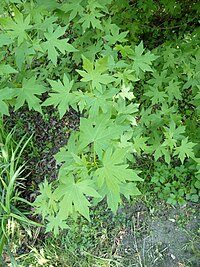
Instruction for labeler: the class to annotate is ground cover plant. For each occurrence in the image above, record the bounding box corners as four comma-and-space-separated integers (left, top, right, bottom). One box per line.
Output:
0, 0, 199, 266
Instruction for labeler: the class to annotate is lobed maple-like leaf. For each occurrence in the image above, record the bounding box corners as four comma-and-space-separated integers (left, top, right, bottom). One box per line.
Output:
173, 138, 196, 164
144, 86, 167, 104
46, 215, 69, 236
147, 70, 169, 88
95, 148, 142, 212
0, 64, 18, 75
43, 74, 78, 119
59, 0, 84, 21
86, 87, 118, 119
78, 10, 104, 32
34, 179, 58, 220
79, 114, 124, 158
0, 7, 32, 45
0, 88, 16, 116
116, 84, 135, 101
165, 80, 182, 103
42, 25, 77, 65
54, 175, 100, 220
14, 76, 46, 113
77, 56, 115, 93
0, 33, 13, 47
130, 41, 158, 76
115, 97, 139, 126
104, 24, 128, 45
133, 136, 149, 155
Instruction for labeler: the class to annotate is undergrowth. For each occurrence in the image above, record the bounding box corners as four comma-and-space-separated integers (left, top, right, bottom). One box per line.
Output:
0, 0, 199, 265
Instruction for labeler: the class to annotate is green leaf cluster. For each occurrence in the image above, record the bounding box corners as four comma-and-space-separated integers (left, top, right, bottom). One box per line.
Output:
0, 0, 199, 236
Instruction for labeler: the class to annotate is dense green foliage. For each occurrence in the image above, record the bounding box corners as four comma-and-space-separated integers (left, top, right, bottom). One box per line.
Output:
0, 0, 199, 239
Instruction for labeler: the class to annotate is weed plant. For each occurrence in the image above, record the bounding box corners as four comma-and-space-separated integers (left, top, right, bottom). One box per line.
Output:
0, 120, 40, 265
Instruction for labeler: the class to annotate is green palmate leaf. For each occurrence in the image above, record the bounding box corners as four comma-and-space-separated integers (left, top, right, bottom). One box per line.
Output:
144, 86, 167, 104
118, 131, 133, 150
54, 132, 83, 180
120, 183, 141, 200
0, 34, 13, 47
54, 175, 100, 220
42, 25, 77, 65
0, 7, 32, 45
78, 10, 104, 32
162, 121, 185, 151
147, 70, 169, 88
0, 64, 18, 75
60, 0, 84, 21
95, 147, 142, 213
115, 97, 139, 126
104, 24, 128, 45
86, 0, 106, 12
116, 84, 135, 101
163, 121, 185, 141
114, 44, 134, 57
86, 87, 118, 119
14, 42, 31, 70
34, 179, 58, 219
46, 215, 69, 236
77, 56, 115, 92
114, 69, 139, 85
165, 80, 182, 103
43, 74, 77, 119
0, 88, 16, 116
133, 136, 149, 155
34, 15, 58, 32
130, 41, 158, 76
73, 90, 89, 113
173, 138, 196, 164
154, 145, 171, 164
14, 76, 46, 113
79, 114, 124, 158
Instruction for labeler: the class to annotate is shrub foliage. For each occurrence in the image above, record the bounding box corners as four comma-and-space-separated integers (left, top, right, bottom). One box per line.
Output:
0, 0, 199, 235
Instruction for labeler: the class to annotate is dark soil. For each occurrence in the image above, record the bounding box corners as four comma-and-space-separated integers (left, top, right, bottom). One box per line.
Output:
5, 106, 80, 200
116, 201, 200, 267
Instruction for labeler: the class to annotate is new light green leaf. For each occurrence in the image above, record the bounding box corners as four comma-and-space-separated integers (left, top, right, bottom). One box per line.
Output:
77, 56, 115, 92
116, 84, 135, 101
95, 148, 142, 213
79, 114, 124, 158
54, 175, 100, 220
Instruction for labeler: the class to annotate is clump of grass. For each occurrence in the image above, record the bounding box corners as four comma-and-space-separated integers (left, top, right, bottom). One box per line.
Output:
0, 120, 40, 265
